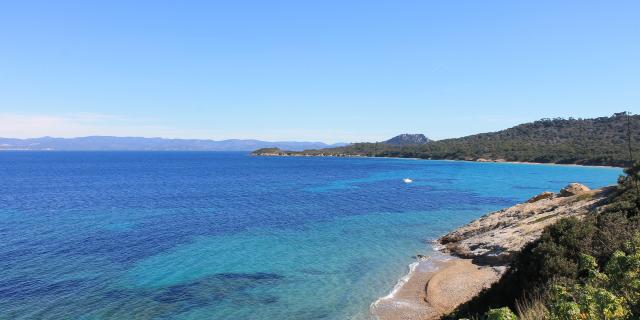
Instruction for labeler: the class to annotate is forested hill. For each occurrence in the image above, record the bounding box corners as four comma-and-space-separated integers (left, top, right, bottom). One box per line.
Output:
253, 112, 640, 167
384, 133, 431, 145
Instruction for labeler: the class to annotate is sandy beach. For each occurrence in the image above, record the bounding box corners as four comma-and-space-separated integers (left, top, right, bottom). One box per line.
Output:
371, 257, 501, 320
370, 182, 609, 320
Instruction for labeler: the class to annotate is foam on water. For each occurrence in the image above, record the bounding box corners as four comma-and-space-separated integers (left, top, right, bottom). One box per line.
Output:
376, 261, 421, 302
370, 250, 455, 319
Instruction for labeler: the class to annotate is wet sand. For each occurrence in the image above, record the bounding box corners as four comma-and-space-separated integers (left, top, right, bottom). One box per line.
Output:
371, 257, 501, 320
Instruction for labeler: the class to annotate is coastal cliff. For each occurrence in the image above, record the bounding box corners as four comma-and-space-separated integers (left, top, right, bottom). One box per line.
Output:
374, 182, 618, 320
438, 183, 615, 266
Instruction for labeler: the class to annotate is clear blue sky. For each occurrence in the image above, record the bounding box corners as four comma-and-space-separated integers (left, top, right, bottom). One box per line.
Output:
0, 1, 638, 142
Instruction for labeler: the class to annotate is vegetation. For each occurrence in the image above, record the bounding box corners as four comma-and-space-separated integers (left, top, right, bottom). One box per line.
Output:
485, 307, 518, 320
254, 113, 640, 167
547, 247, 639, 319
384, 133, 431, 146
447, 162, 640, 319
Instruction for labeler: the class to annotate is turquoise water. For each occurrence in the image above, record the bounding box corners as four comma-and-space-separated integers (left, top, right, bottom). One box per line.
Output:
0, 152, 621, 319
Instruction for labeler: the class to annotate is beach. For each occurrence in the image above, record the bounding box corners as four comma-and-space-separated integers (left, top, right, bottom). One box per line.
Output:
371, 256, 501, 320
371, 182, 612, 320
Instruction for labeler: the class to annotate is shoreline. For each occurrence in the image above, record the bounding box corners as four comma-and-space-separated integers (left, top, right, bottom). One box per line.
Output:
253, 153, 621, 169
370, 254, 502, 320
370, 182, 612, 320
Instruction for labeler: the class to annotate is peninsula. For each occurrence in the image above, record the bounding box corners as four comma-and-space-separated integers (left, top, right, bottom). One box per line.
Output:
253, 112, 639, 167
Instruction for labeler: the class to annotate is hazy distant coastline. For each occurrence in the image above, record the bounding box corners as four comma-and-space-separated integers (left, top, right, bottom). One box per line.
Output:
0, 136, 348, 152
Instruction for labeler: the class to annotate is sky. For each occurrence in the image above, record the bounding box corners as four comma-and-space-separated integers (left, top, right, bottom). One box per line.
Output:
0, 1, 638, 143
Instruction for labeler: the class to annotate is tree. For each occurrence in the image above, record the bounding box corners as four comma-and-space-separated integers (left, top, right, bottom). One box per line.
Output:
623, 162, 640, 199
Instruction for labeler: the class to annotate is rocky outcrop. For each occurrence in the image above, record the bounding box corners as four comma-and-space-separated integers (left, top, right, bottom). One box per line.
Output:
526, 191, 555, 203
559, 183, 591, 197
438, 184, 614, 265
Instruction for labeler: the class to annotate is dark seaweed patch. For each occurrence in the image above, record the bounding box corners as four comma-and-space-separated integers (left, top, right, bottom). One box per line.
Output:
214, 272, 283, 281
0, 277, 88, 299
144, 272, 284, 312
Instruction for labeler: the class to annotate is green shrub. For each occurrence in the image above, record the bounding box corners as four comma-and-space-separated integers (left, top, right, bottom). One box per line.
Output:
485, 307, 517, 320
547, 236, 640, 319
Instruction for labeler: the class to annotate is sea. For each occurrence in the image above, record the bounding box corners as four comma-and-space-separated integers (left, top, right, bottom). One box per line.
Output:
0, 152, 622, 319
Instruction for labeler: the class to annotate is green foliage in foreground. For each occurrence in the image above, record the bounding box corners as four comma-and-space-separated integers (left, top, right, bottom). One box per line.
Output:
485, 307, 518, 320
547, 237, 640, 319
478, 235, 640, 319
450, 162, 640, 320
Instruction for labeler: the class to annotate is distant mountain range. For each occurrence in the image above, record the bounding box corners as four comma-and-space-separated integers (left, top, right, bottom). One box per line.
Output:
0, 136, 348, 151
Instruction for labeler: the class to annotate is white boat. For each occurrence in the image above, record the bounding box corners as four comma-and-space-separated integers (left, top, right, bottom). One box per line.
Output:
403, 178, 413, 183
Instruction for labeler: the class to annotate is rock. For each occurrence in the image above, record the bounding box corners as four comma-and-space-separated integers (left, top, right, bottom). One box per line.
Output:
559, 183, 590, 197
438, 186, 614, 266
440, 234, 463, 244
526, 191, 554, 203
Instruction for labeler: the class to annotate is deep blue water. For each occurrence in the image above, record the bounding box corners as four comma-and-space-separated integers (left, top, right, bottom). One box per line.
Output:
0, 152, 622, 319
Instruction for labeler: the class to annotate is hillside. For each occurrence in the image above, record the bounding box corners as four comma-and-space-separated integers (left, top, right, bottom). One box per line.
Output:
384, 133, 431, 146
253, 112, 640, 167
0, 136, 347, 152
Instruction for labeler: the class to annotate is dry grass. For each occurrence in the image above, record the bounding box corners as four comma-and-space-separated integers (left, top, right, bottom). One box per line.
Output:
575, 192, 595, 202
516, 294, 549, 320
529, 213, 558, 224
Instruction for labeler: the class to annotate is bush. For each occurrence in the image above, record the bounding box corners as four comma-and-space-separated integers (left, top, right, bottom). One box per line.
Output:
548, 234, 640, 320
485, 307, 517, 320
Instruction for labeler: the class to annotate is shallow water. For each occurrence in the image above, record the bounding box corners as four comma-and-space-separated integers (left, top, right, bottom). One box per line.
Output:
0, 152, 621, 319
